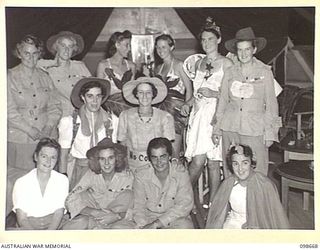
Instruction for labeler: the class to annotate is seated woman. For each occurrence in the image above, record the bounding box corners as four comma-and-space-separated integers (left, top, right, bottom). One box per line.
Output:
205, 144, 290, 229
58, 77, 118, 190
97, 30, 136, 116
38, 31, 91, 117
12, 138, 69, 230
118, 77, 175, 172
63, 138, 134, 229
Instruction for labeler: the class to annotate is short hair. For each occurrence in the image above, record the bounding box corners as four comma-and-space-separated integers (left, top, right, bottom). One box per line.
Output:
88, 147, 127, 174
147, 137, 173, 160
155, 34, 175, 48
226, 144, 256, 173
79, 81, 106, 99
132, 82, 158, 100
34, 137, 61, 169
13, 34, 44, 59
106, 30, 132, 58
52, 35, 79, 57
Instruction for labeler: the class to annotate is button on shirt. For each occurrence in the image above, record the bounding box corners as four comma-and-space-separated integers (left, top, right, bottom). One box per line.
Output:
213, 57, 280, 141
65, 170, 134, 219
37, 60, 91, 116
7, 64, 62, 143
133, 162, 194, 227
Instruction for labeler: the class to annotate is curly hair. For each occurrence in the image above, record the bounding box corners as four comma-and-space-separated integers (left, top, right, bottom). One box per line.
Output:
226, 144, 256, 173
13, 34, 44, 59
34, 137, 61, 169
88, 147, 128, 175
106, 30, 132, 58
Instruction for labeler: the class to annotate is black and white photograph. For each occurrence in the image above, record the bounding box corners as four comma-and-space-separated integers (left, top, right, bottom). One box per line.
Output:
1, 4, 317, 245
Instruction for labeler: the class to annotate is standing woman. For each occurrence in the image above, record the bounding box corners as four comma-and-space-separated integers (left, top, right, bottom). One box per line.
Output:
97, 30, 136, 116
7, 35, 62, 215
154, 34, 192, 158
38, 31, 91, 117
183, 17, 233, 201
118, 77, 175, 172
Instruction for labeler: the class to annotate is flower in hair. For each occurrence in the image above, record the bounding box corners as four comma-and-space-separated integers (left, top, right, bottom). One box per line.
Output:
205, 17, 221, 34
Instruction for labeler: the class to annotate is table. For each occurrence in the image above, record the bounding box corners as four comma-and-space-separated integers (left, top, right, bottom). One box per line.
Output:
276, 161, 314, 216
279, 139, 313, 162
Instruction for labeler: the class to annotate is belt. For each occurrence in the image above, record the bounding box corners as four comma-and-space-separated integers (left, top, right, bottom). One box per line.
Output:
129, 150, 148, 162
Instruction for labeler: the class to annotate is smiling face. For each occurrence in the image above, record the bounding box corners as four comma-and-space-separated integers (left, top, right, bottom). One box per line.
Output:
18, 43, 41, 69
136, 83, 153, 107
35, 146, 58, 173
98, 148, 116, 175
150, 147, 171, 174
201, 31, 221, 54
116, 38, 131, 58
231, 153, 252, 181
81, 87, 103, 112
156, 39, 173, 60
55, 37, 77, 61
236, 40, 257, 65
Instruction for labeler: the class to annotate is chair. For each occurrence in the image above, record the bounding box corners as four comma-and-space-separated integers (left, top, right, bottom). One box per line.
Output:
277, 85, 313, 211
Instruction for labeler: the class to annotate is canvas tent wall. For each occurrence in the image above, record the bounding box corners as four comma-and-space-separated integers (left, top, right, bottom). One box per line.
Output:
6, 7, 314, 85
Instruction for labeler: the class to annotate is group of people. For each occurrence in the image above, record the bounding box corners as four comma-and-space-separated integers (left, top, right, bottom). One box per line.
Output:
7, 16, 289, 230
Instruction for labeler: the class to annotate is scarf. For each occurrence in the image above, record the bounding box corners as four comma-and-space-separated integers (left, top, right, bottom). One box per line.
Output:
78, 105, 111, 148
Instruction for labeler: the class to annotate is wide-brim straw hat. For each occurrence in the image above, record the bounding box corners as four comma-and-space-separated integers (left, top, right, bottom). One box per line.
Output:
86, 138, 127, 159
225, 27, 267, 54
46, 31, 85, 56
122, 77, 167, 105
71, 77, 111, 109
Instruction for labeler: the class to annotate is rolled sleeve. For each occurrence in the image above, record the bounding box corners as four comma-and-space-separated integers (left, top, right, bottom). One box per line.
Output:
158, 171, 194, 227
132, 177, 149, 227
58, 116, 73, 149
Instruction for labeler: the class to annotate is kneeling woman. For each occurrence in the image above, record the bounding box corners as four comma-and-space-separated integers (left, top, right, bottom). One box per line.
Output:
64, 138, 134, 229
206, 144, 289, 229
12, 138, 69, 230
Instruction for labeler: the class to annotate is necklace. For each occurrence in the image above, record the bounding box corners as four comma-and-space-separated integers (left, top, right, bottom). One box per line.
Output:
138, 107, 153, 123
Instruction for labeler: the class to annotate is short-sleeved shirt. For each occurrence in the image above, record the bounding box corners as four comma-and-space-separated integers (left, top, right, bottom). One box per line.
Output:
118, 107, 175, 152
12, 169, 69, 217
37, 59, 91, 116
58, 112, 118, 159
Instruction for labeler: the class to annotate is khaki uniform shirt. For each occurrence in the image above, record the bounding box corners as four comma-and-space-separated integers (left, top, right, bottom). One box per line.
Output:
133, 162, 193, 227
214, 57, 281, 141
7, 64, 62, 143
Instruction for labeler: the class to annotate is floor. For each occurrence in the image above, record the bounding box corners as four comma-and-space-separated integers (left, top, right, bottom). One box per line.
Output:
192, 148, 315, 230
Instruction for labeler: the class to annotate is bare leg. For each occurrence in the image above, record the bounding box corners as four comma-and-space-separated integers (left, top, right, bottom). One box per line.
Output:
207, 160, 221, 202
188, 154, 207, 186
